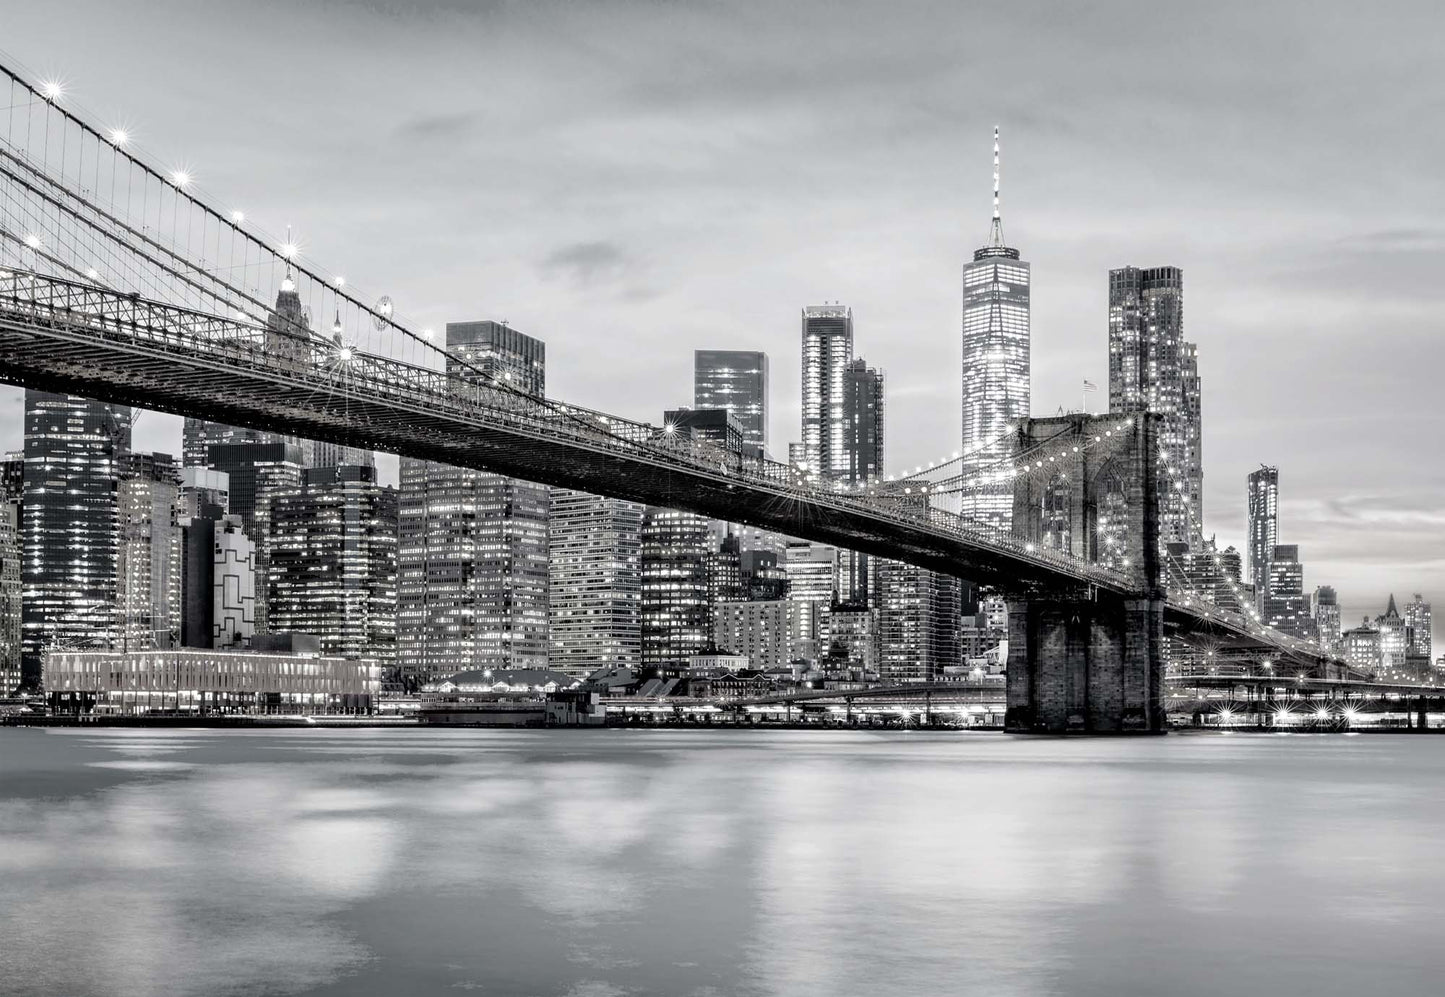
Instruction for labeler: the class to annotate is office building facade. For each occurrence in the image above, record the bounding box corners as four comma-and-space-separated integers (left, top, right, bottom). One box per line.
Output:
1246, 466, 1279, 596
268, 465, 398, 666
801, 305, 854, 480
117, 453, 182, 651
1108, 266, 1202, 548
21, 392, 131, 687
694, 350, 769, 455
548, 489, 644, 678
641, 506, 714, 668
397, 321, 550, 688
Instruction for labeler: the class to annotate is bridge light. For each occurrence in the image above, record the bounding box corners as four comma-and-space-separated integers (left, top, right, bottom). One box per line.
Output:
108, 128, 129, 147
169, 169, 193, 189
23, 234, 41, 250
1025, 543, 1035, 552
39, 79, 65, 102
663, 423, 676, 435
337, 345, 354, 362
230, 210, 245, 224
333, 275, 346, 288
280, 240, 299, 259
85, 267, 99, 280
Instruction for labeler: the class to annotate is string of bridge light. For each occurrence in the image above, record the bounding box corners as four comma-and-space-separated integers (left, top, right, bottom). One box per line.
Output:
844, 419, 1136, 503
0, 59, 617, 439
8, 67, 457, 366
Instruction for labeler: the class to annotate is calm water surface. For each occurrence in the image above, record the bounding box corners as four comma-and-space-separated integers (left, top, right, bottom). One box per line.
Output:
2, 728, 1443, 996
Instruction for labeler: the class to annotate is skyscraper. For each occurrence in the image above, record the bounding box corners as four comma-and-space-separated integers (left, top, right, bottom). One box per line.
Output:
1312, 585, 1341, 652
801, 305, 854, 480
1404, 594, 1432, 660
961, 128, 1030, 533
1109, 266, 1202, 548
1377, 595, 1408, 671
397, 322, 550, 689
1262, 545, 1316, 641
21, 392, 131, 687
0, 495, 19, 693
206, 441, 305, 635
397, 462, 551, 687
875, 558, 961, 683
1246, 466, 1279, 598
548, 489, 644, 678
445, 320, 546, 394
694, 350, 769, 455
268, 465, 398, 666
843, 359, 885, 486
117, 452, 182, 651
785, 540, 837, 663
641, 506, 714, 668
839, 359, 885, 604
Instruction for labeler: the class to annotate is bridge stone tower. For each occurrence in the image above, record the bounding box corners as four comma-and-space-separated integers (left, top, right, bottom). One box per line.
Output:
1003, 414, 1167, 733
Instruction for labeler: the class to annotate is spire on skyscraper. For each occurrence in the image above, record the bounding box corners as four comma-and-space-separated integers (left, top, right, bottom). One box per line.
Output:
989, 125, 1005, 248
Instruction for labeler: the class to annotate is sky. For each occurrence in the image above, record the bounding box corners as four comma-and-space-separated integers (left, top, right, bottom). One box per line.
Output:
0, 0, 1441, 647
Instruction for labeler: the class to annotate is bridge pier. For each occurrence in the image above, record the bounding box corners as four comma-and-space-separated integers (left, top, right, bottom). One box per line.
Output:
1004, 594, 1167, 734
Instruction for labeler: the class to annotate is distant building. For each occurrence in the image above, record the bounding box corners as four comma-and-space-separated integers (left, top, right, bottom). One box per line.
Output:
1246, 466, 1279, 599
694, 350, 768, 454
397, 460, 551, 687
206, 441, 305, 635
641, 507, 714, 669
1109, 265, 1201, 549
118, 452, 182, 652
268, 465, 398, 667
446, 320, 546, 395
45, 648, 379, 715
21, 392, 131, 688
740, 548, 790, 601
1377, 595, 1408, 670
0, 498, 19, 693
714, 600, 793, 673
1342, 620, 1381, 672
825, 603, 878, 672
785, 540, 837, 663
181, 513, 256, 650
1262, 545, 1316, 642
178, 467, 229, 520
397, 321, 550, 689
961, 128, 1030, 535
800, 304, 853, 480
1312, 586, 1341, 652
663, 407, 748, 457
1404, 594, 1432, 661
875, 559, 961, 682
547, 489, 643, 678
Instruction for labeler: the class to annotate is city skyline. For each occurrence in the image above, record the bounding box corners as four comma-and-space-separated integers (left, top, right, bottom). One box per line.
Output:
0, 1, 1440, 640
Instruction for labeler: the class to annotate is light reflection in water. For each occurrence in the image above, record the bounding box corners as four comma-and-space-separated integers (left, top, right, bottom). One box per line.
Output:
2, 728, 1443, 996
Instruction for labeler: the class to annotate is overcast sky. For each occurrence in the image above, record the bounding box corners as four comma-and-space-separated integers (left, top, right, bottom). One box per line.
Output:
1, 0, 1441, 645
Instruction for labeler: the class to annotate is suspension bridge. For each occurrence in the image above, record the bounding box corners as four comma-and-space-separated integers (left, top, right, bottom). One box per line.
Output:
0, 60, 1383, 732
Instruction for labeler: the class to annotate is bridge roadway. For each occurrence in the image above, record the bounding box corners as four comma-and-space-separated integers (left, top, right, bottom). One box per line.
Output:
0, 271, 1332, 673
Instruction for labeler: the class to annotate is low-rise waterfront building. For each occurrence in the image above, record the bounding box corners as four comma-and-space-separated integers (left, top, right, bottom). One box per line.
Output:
44, 648, 380, 715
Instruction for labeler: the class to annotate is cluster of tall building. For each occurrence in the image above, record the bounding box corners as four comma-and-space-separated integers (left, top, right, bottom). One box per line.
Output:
1236, 465, 1435, 677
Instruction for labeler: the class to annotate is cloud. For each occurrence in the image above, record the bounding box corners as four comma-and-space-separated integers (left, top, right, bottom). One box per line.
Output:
393, 111, 478, 139
539, 241, 632, 287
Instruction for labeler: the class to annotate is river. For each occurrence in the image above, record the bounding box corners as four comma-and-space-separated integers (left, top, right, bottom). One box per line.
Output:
2, 727, 1442, 996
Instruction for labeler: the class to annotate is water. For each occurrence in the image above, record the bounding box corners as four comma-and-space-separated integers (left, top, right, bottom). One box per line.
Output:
2, 728, 1443, 996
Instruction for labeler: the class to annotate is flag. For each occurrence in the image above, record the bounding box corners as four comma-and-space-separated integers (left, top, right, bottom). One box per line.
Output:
1083, 379, 1098, 392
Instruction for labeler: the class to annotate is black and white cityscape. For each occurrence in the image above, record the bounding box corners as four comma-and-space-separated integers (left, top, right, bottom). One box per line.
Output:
2, 3, 1443, 996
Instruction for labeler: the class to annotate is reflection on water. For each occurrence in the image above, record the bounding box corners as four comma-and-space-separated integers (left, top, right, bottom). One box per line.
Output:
3, 729, 1444, 996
